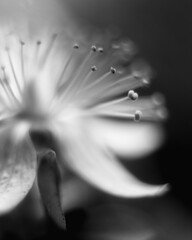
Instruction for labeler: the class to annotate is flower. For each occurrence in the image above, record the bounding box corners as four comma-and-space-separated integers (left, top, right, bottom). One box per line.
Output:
0, 28, 168, 228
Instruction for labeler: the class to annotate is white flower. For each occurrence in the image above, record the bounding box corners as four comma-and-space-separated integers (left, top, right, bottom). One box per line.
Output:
0, 29, 168, 226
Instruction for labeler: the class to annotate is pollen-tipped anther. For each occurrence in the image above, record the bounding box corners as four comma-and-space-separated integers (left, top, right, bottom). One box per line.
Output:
91, 45, 97, 52
37, 40, 42, 45
98, 47, 104, 53
91, 66, 97, 72
20, 40, 25, 46
110, 67, 116, 74
73, 43, 79, 49
134, 110, 142, 122
128, 90, 139, 100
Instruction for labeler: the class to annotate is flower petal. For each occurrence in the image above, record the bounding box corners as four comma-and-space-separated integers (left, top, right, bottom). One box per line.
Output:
55, 126, 168, 198
0, 124, 36, 215
88, 118, 164, 158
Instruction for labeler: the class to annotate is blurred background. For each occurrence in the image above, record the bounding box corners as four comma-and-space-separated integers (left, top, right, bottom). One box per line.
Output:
0, 0, 191, 239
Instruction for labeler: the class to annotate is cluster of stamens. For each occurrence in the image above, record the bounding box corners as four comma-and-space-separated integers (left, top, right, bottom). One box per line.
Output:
0, 34, 167, 123
0, 39, 28, 107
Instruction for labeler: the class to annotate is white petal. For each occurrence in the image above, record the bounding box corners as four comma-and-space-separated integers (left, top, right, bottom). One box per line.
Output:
0, 124, 36, 215
56, 126, 168, 198
88, 118, 164, 158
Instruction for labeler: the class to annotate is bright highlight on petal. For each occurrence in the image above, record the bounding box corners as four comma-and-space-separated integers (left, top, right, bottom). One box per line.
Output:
0, 125, 36, 215
89, 119, 165, 158
57, 130, 168, 198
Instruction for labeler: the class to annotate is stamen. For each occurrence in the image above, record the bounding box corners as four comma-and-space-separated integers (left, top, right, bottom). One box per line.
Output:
109, 74, 145, 90
134, 110, 142, 122
63, 45, 98, 98
0, 77, 13, 105
93, 95, 129, 110
97, 47, 104, 53
110, 67, 116, 74
20, 40, 26, 86
91, 45, 97, 52
6, 48, 22, 96
76, 65, 97, 91
1, 67, 20, 104
81, 69, 113, 93
73, 43, 79, 49
57, 44, 80, 89
91, 66, 97, 71
37, 40, 42, 46
82, 73, 142, 97
39, 33, 58, 67
128, 90, 139, 100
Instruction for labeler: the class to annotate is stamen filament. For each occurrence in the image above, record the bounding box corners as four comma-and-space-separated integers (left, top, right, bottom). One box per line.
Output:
34, 40, 41, 63
20, 41, 26, 87
57, 47, 77, 89
82, 71, 111, 93
93, 95, 129, 110
39, 34, 57, 67
109, 75, 138, 89
63, 46, 97, 98
98, 75, 145, 99
1, 67, 20, 104
94, 111, 135, 120
76, 66, 97, 93
6, 48, 22, 95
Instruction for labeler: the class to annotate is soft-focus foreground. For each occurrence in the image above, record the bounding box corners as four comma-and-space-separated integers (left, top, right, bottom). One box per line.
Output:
0, 0, 175, 239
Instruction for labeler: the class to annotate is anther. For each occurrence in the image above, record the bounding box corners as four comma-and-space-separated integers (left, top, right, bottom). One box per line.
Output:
91, 45, 97, 52
134, 110, 142, 122
20, 40, 26, 86
128, 90, 138, 100
73, 43, 79, 49
20, 40, 25, 46
98, 47, 104, 53
37, 40, 42, 45
110, 67, 116, 74
91, 66, 97, 71
39, 33, 58, 67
